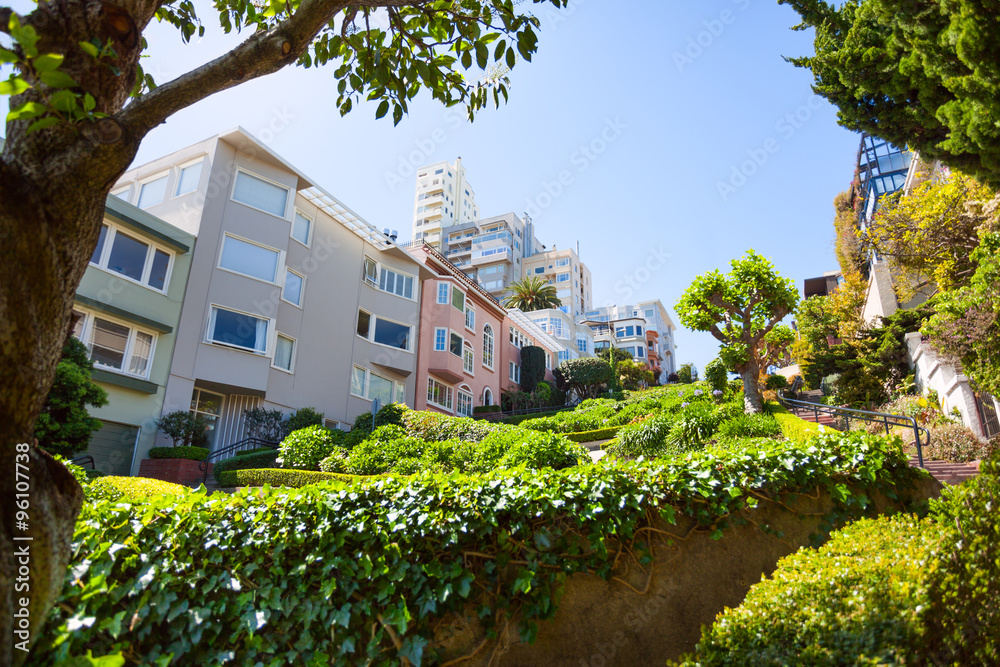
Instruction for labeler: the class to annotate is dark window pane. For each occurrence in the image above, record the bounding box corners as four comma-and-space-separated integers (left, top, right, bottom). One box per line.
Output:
90, 318, 129, 369
148, 249, 170, 290
211, 308, 266, 352
450, 332, 462, 357
107, 231, 149, 282
357, 310, 371, 338
91, 225, 108, 264
373, 318, 410, 350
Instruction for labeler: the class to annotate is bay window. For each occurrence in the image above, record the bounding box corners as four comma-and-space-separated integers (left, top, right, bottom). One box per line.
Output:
207, 306, 269, 354
72, 309, 156, 380
89, 223, 174, 292
232, 169, 289, 218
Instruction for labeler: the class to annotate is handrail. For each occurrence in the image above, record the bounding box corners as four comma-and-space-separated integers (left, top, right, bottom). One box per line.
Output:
200, 437, 279, 483
479, 403, 577, 421
71, 454, 95, 470
778, 392, 928, 468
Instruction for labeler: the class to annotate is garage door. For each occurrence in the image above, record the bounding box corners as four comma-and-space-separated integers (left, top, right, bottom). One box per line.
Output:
87, 422, 139, 476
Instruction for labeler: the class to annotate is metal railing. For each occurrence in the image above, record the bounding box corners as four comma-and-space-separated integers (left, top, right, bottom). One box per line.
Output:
200, 437, 279, 484
71, 454, 95, 470
478, 403, 577, 421
779, 393, 928, 468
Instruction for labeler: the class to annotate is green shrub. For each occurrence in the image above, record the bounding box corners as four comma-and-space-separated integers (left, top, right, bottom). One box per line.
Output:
704, 358, 728, 394
37, 432, 925, 665
925, 423, 997, 462
472, 405, 502, 415
55, 456, 89, 487
607, 413, 675, 458
317, 447, 350, 473
497, 433, 589, 470
85, 469, 107, 480
565, 427, 622, 443
148, 446, 209, 461
401, 409, 497, 442
154, 410, 210, 448
666, 403, 719, 449
215, 468, 366, 488
772, 404, 826, 441
86, 476, 189, 502
234, 447, 277, 457
764, 374, 789, 390
352, 403, 407, 432
212, 450, 280, 485
277, 425, 342, 470
716, 413, 782, 439
286, 406, 324, 434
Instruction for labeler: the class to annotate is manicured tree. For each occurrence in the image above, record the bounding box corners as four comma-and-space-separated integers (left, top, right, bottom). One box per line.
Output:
703, 358, 729, 395
677, 363, 694, 384
519, 345, 547, 393
676, 250, 800, 413
502, 276, 563, 311
617, 358, 654, 391
781, 0, 1000, 187
34, 337, 108, 458
154, 411, 209, 448
557, 357, 614, 401
285, 407, 325, 436
596, 347, 632, 365
0, 1, 570, 656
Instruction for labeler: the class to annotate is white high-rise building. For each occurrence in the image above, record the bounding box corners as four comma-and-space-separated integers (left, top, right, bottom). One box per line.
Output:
411, 158, 479, 249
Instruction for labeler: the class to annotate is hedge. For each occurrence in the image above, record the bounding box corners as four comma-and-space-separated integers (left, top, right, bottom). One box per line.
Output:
214, 467, 367, 488
212, 450, 280, 485
771, 404, 826, 442
86, 476, 190, 502
148, 445, 210, 461
35, 432, 927, 665
679, 454, 1000, 665
472, 405, 502, 415
565, 426, 623, 443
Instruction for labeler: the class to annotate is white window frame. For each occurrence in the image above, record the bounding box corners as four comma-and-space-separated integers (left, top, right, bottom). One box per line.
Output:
230, 168, 291, 219
291, 209, 313, 247
362, 257, 416, 301
217, 233, 284, 285
110, 185, 132, 202
449, 330, 463, 358
457, 388, 474, 417
433, 327, 447, 352
72, 308, 158, 380
205, 304, 272, 355
427, 377, 454, 412
271, 333, 296, 373
281, 268, 306, 308
175, 157, 205, 197
436, 282, 450, 305
89, 221, 175, 294
465, 306, 476, 331
350, 365, 368, 398
482, 324, 494, 370
508, 361, 520, 384
357, 310, 414, 353
136, 171, 170, 209
463, 342, 475, 376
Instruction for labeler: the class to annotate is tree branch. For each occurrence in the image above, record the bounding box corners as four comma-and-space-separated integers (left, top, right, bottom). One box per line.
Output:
118, 0, 423, 134
0, 7, 12, 34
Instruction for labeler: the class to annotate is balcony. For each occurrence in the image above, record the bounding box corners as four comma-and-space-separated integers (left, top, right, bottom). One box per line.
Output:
428, 350, 465, 384
472, 247, 510, 266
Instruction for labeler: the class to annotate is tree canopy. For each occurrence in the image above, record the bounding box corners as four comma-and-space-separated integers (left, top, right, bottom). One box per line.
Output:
676, 250, 798, 412
503, 276, 562, 312
780, 0, 1000, 186
34, 337, 108, 458
556, 357, 613, 401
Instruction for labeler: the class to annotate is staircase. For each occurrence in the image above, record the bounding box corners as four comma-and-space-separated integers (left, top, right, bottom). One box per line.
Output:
787, 390, 841, 429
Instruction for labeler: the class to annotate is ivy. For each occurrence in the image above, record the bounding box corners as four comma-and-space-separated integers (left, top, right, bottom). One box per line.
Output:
34, 432, 926, 665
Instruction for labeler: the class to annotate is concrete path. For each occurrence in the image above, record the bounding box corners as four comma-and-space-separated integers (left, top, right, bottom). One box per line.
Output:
585, 439, 613, 463
912, 458, 981, 485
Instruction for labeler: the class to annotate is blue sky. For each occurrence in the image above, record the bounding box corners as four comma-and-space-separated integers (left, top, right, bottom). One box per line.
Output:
12, 0, 859, 372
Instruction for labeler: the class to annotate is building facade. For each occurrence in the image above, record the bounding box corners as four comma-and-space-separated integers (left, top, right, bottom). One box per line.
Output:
112, 128, 428, 452
521, 246, 592, 317
73, 196, 196, 475
579, 301, 677, 375
412, 158, 480, 249
442, 212, 542, 300
524, 308, 595, 364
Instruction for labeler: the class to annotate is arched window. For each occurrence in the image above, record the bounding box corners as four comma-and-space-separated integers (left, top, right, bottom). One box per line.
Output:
483, 387, 493, 406
483, 324, 494, 369
457, 385, 474, 417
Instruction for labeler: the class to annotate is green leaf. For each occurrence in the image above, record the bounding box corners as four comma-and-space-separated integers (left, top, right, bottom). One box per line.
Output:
375, 99, 389, 120
0, 48, 18, 64
392, 104, 403, 126
0, 76, 30, 96
33, 53, 64, 72
79, 41, 100, 58
26, 116, 59, 133
7, 100, 44, 121
39, 70, 78, 89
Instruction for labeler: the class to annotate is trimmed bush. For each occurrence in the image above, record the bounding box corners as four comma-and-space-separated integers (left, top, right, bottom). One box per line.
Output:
716, 413, 782, 439
148, 446, 210, 461
36, 432, 926, 665
926, 423, 997, 462
86, 476, 189, 502
215, 468, 366, 488
234, 447, 277, 457
401, 409, 497, 442
607, 413, 675, 458
285, 406, 324, 434
212, 450, 280, 485
703, 358, 728, 394
472, 405, 502, 415
666, 403, 719, 449
352, 403, 407, 432
764, 374, 789, 390
277, 425, 343, 470
772, 404, 826, 441
565, 427, 622, 443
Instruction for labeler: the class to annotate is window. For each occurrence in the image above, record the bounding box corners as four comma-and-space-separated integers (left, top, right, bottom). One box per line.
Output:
457, 390, 473, 417
508, 362, 520, 384
483, 387, 494, 406
558, 350, 571, 363
292, 211, 312, 246
509, 327, 530, 348
110, 186, 130, 201
555, 258, 570, 267
74, 311, 156, 379
636, 347, 645, 359
556, 273, 570, 283
137, 174, 168, 209
644, 308, 655, 318
636, 326, 643, 335
450, 331, 463, 357
483, 324, 494, 369
273, 334, 295, 372
351, 366, 367, 397
463, 343, 474, 374
89, 223, 173, 292
437, 282, 450, 304
465, 307, 475, 330
219, 235, 280, 283
283, 269, 304, 306
451, 287, 465, 312
545, 353, 552, 370
577, 338, 589, 354
427, 378, 453, 410
378, 266, 414, 299
434, 327, 447, 352
357, 310, 371, 338
368, 372, 394, 406
176, 160, 203, 196
232, 170, 289, 217
534, 267, 544, 274
207, 306, 269, 354
373, 317, 412, 350
363, 257, 378, 286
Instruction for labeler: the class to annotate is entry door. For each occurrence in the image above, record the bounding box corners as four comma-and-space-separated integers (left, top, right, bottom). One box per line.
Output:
87, 422, 139, 476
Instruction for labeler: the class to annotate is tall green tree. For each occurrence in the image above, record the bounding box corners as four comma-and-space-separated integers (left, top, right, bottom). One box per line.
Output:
0, 1, 568, 660
503, 276, 562, 311
780, 0, 1000, 187
676, 250, 799, 413
34, 337, 108, 458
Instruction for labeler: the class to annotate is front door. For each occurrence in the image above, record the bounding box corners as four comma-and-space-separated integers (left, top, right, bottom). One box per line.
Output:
190, 389, 224, 451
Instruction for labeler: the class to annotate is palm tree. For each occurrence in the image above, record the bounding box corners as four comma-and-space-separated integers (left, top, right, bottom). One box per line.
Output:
503, 276, 563, 311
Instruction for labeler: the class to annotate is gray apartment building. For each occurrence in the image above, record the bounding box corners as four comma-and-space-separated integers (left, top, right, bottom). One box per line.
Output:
112, 128, 427, 451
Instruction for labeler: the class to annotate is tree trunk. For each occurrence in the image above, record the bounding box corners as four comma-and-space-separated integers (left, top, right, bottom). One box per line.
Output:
741, 361, 764, 414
